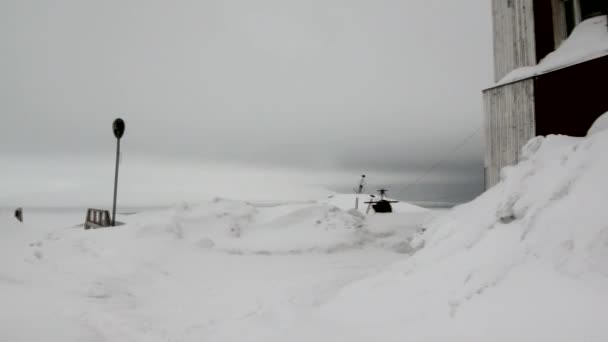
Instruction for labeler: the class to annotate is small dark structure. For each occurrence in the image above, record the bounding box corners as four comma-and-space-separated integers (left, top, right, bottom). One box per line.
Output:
85, 208, 112, 229
372, 200, 394, 213
14, 207, 23, 222
365, 189, 399, 214
354, 174, 366, 194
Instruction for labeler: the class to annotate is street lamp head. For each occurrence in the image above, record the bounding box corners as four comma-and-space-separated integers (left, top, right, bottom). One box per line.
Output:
113, 118, 125, 139
111, 118, 125, 226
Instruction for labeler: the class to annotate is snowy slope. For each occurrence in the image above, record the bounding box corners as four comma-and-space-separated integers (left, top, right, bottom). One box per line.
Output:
322, 194, 433, 248
319, 131, 608, 341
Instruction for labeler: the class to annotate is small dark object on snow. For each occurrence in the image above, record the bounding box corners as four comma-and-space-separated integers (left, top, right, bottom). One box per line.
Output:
364, 189, 399, 214
499, 214, 516, 224
15, 207, 23, 222
85, 208, 112, 229
354, 174, 366, 194
372, 200, 393, 213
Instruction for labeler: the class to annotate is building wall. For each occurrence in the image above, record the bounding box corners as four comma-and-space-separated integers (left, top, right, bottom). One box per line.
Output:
483, 78, 536, 188
483, 55, 608, 188
485, 1, 606, 189
492, 0, 537, 82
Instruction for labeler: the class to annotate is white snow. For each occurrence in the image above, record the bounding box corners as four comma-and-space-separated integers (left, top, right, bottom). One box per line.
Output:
2, 128, 608, 341
497, 15, 608, 86
320, 130, 608, 341
0, 197, 427, 341
588, 111, 608, 135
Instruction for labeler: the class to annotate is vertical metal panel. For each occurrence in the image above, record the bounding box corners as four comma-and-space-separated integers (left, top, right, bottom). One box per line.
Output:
551, 0, 569, 47
492, 0, 537, 82
483, 78, 536, 188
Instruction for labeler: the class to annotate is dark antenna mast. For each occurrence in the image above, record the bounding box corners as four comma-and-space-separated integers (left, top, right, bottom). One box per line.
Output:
354, 174, 366, 194
111, 118, 125, 226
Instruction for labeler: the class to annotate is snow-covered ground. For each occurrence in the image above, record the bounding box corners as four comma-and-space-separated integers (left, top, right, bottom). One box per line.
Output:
2, 116, 608, 341
0, 198, 432, 341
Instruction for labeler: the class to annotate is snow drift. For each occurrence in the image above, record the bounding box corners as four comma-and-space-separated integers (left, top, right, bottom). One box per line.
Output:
320, 130, 608, 341
0, 199, 420, 341
134, 199, 368, 254
588, 111, 608, 136
127, 197, 429, 255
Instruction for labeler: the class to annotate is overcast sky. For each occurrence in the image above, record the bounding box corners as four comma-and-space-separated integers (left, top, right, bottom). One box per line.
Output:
1, 0, 493, 206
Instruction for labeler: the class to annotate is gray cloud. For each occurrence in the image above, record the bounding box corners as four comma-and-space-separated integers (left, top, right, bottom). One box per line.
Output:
1, 0, 493, 205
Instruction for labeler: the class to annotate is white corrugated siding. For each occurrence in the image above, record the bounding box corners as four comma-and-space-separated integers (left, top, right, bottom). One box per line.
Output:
551, 0, 569, 47
483, 79, 535, 188
492, 0, 537, 82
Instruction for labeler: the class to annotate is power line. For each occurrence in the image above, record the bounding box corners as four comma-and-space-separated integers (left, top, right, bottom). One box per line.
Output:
396, 125, 482, 196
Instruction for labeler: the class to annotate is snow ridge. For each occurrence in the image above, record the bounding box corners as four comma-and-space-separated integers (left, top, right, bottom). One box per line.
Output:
321, 131, 608, 341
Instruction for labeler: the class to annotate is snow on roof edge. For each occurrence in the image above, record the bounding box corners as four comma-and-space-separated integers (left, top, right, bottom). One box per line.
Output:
486, 15, 608, 89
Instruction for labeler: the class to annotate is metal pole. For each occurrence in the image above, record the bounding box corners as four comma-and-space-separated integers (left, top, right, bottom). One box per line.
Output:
112, 138, 120, 226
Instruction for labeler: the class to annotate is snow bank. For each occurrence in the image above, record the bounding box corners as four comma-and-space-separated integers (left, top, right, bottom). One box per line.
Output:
325, 192, 430, 219
1, 199, 422, 341
322, 194, 433, 249
127, 197, 428, 255
588, 111, 608, 135
155, 199, 367, 254
319, 130, 608, 341
497, 15, 608, 85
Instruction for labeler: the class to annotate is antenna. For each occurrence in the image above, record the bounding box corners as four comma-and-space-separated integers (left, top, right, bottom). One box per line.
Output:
355, 174, 366, 194
378, 188, 388, 200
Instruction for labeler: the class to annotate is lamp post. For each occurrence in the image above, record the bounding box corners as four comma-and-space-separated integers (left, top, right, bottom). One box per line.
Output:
112, 118, 125, 226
